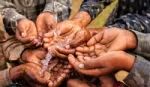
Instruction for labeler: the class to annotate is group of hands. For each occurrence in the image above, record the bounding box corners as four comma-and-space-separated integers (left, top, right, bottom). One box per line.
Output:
10, 12, 137, 87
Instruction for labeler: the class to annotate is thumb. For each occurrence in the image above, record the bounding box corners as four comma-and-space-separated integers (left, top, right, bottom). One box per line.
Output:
87, 31, 103, 46
70, 30, 91, 48
44, 29, 55, 38
17, 20, 28, 37
68, 54, 80, 69
79, 58, 101, 70
17, 27, 27, 38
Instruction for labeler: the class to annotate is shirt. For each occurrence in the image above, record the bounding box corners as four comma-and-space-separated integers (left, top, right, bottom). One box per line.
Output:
82, 0, 150, 86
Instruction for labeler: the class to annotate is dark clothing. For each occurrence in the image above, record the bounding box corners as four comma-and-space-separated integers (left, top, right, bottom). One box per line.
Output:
81, 0, 150, 87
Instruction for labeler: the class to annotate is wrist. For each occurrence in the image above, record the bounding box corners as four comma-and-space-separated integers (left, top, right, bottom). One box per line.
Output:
71, 11, 91, 28
19, 48, 28, 63
122, 53, 135, 71
125, 30, 137, 50
9, 65, 25, 81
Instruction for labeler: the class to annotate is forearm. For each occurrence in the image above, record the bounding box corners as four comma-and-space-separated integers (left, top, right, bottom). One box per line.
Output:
124, 55, 150, 87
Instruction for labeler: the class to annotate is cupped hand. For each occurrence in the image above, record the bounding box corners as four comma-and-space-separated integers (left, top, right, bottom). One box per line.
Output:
10, 63, 50, 86
68, 51, 135, 77
36, 12, 57, 37
16, 19, 41, 47
45, 29, 91, 59
20, 47, 47, 65
87, 27, 137, 52
43, 20, 83, 48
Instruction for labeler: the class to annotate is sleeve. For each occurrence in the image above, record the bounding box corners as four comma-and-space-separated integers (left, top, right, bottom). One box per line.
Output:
43, 0, 72, 21
0, 1, 26, 35
107, 13, 150, 59
0, 15, 25, 62
2, 37, 25, 61
80, 0, 114, 19
0, 69, 13, 87
123, 55, 150, 87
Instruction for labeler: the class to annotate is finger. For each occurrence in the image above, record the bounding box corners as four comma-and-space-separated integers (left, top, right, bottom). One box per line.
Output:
46, 17, 57, 30
44, 43, 50, 48
76, 46, 89, 53
43, 71, 51, 81
48, 80, 53, 87
89, 52, 96, 57
43, 37, 52, 43
56, 46, 75, 55
17, 24, 27, 37
79, 68, 113, 77
63, 69, 70, 73
87, 32, 103, 46
25, 70, 49, 85
35, 42, 42, 47
68, 54, 80, 68
76, 46, 94, 53
48, 47, 67, 59
56, 22, 73, 36
32, 39, 42, 47
83, 53, 89, 57
77, 56, 84, 62
68, 54, 108, 77
75, 52, 83, 56
16, 29, 35, 43
70, 30, 91, 48
54, 74, 66, 87
83, 56, 91, 61
78, 58, 102, 70
44, 30, 55, 38
36, 21, 45, 37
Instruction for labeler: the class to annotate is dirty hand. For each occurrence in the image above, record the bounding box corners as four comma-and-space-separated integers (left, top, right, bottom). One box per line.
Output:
87, 27, 137, 52
68, 51, 135, 77
16, 18, 41, 47
36, 12, 57, 37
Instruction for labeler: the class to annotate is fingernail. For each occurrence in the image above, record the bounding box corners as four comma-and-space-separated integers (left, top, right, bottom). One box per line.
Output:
78, 64, 84, 69
68, 54, 73, 58
65, 45, 70, 49
56, 45, 60, 49
21, 32, 26, 37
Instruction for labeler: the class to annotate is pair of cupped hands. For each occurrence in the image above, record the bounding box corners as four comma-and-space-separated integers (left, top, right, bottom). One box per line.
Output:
15, 12, 137, 87
13, 12, 90, 87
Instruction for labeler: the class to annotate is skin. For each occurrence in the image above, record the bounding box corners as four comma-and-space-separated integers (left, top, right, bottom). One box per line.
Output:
45, 29, 91, 59
16, 19, 42, 47
87, 27, 137, 52
68, 51, 135, 77
9, 63, 50, 86
43, 11, 91, 58
20, 47, 47, 65
67, 79, 91, 87
36, 12, 57, 37
44, 11, 91, 45
75, 44, 117, 87
20, 48, 72, 87
16, 12, 56, 48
